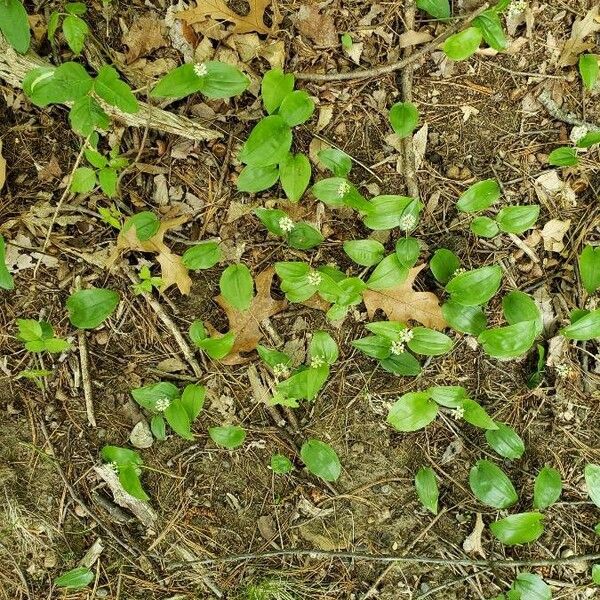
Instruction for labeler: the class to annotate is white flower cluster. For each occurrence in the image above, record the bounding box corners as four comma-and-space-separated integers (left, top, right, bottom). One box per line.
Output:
273, 363, 291, 379
398, 328, 413, 344
279, 216, 295, 233
337, 180, 350, 196
155, 397, 171, 412
390, 340, 405, 355
307, 270, 322, 286
390, 329, 413, 355
452, 406, 465, 420
507, 0, 527, 18
399, 214, 417, 231
107, 461, 119, 474
194, 63, 208, 77
451, 267, 466, 278
310, 356, 326, 368
555, 363, 572, 379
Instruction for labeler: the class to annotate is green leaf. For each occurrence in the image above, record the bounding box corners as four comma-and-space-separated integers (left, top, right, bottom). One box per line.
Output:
341, 32, 353, 49
66, 287, 119, 329
219, 264, 254, 310
533, 466, 562, 510
442, 301, 487, 335
54, 62, 94, 99
0, 0, 31, 53
131, 381, 179, 411
182, 242, 221, 270
461, 399, 498, 430
17, 318, 44, 342
469, 460, 518, 508
54, 567, 94, 589
196, 61, 249, 98
503, 290, 542, 335
279, 152, 311, 202
489, 512, 544, 545
237, 164, 280, 193
478, 320, 538, 359
457, 179, 501, 212
443, 26, 483, 61
0, 235, 14, 290
416, 0, 450, 19
123, 211, 160, 241
62, 15, 88, 54
560, 309, 600, 341
430, 248, 460, 284
343, 239, 385, 266
387, 392, 438, 432
395, 237, 420, 268
98, 167, 118, 197
180, 384, 205, 422
389, 101, 419, 138
496, 205, 540, 234
271, 454, 293, 474
278, 90, 314, 126
65, 2, 87, 15
239, 116, 293, 167
150, 414, 166, 440
363, 195, 417, 230
407, 327, 453, 356
94, 65, 139, 113
254, 208, 288, 236
101, 445, 142, 466
579, 54, 599, 90
150, 64, 203, 98
195, 331, 236, 360
446, 265, 502, 306
48, 11, 60, 42
69, 95, 110, 136
42, 337, 71, 353
261, 68, 295, 114
366, 254, 409, 290
352, 335, 391, 360
209, 425, 246, 448
318, 148, 352, 177
312, 177, 369, 211
287, 222, 323, 250
309, 331, 339, 365
164, 398, 193, 439
257, 345, 291, 368
380, 352, 422, 376
70, 167, 96, 195
578, 245, 600, 294
300, 439, 341, 482
585, 464, 600, 508
512, 573, 552, 600
415, 466, 439, 514
118, 464, 149, 500
471, 216, 500, 238
485, 423, 525, 459
428, 385, 468, 408
577, 130, 600, 148
277, 365, 329, 401
593, 564, 600, 585
547, 146, 579, 167
473, 9, 507, 51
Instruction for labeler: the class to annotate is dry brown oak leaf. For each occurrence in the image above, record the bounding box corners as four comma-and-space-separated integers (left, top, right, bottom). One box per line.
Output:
214, 267, 287, 364
108, 215, 192, 294
123, 17, 168, 63
363, 264, 447, 330
178, 0, 272, 35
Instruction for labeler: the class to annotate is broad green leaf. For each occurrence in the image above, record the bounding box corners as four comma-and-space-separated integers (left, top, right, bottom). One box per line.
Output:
94, 65, 139, 113
461, 399, 499, 430
560, 309, 600, 341
502, 290, 542, 335
585, 464, 600, 507
478, 320, 538, 359
473, 9, 507, 51
151, 414, 166, 440
65, 2, 87, 15
365, 321, 407, 339
496, 205, 540, 234
219, 264, 254, 310
309, 331, 339, 365
277, 365, 329, 401
54, 567, 94, 589
62, 15, 88, 54
579, 54, 599, 90
389, 101, 419, 138
443, 27, 483, 61
270, 454, 293, 474
469, 459, 518, 508
209, 425, 246, 448
352, 335, 391, 359
579, 245, 600, 294
54, 62, 94, 99
577, 130, 600, 148
279, 90, 314, 126
164, 398, 193, 439
407, 327, 453, 356
363, 195, 416, 230
196, 61, 249, 98
239, 115, 293, 167
98, 167, 118, 197
343, 239, 385, 266
593, 564, 600, 585
489, 512, 544, 545
101, 445, 143, 466
548, 146, 579, 167
131, 381, 179, 411
442, 301, 487, 335
471, 216, 499, 238
118, 463, 149, 500
512, 573, 552, 600
446, 265, 502, 306
182, 241, 221, 270
366, 254, 409, 290
23, 67, 63, 106
123, 211, 160, 241
261, 68, 295, 114
195, 331, 235, 360
41, 337, 70, 353
533, 466, 562, 510
279, 152, 311, 201
387, 392, 438, 431
428, 385, 468, 408
415, 466, 439, 514
430, 248, 460, 284
70, 167, 96, 193
485, 423, 525, 459
69, 95, 110, 136
150, 63, 204, 98
318, 148, 352, 177
300, 439, 341, 482
180, 384, 205, 422
395, 237, 420, 268
311, 177, 369, 210
416, 0, 450, 19
254, 208, 288, 236
287, 222, 323, 250
257, 345, 291, 368
66, 287, 119, 329
0, 235, 14, 290
457, 179, 501, 212
237, 164, 279, 193
0, 0, 30, 53
380, 352, 422, 376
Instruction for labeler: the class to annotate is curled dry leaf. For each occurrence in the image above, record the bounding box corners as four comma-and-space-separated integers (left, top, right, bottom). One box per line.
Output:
463, 513, 486, 557
541, 219, 570, 253
214, 267, 287, 364
558, 6, 600, 67
123, 17, 168, 63
295, 4, 337, 47
363, 264, 447, 330
0, 140, 5, 192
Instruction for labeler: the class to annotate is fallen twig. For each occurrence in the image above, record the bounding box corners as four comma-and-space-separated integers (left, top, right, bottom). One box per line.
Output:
78, 329, 96, 427
537, 89, 599, 129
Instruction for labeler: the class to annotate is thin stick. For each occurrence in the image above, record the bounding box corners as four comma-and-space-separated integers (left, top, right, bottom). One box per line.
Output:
295, 4, 490, 82
78, 329, 96, 427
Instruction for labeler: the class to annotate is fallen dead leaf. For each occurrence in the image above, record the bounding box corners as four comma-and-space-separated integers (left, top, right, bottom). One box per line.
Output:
344, 41, 364, 64
413, 124, 428, 170
398, 30, 432, 48
0, 141, 5, 191
295, 5, 337, 47
259, 39, 285, 69
109, 216, 192, 294
460, 105, 480, 122
123, 17, 168, 63
534, 170, 576, 208
363, 264, 447, 329
214, 267, 287, 364
37, 156, 62, 182
541, 218, 571, 253
463, 513, 486, 557
558, 6, 600, 67
178, 0, 272, 35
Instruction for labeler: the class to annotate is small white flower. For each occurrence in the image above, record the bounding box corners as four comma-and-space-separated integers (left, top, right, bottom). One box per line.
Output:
507, 0, 527, 18
194, 63, 208, 77
107, 461, 119, 474
310, 356, 325, 368
399, 214, 417, 231
307, 271, 322, 286
155, 397, 171, 412
390, 341, 405, 355
555, 363, 572, 379
398, 328, 413, 344
273, 363, 291, 379
279, 216, 295, 233
337, 180, 350, 196
451, 406, 465, 420
451, 267, 466, 278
